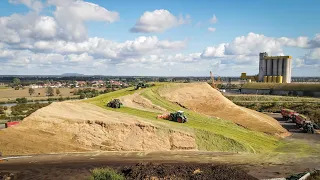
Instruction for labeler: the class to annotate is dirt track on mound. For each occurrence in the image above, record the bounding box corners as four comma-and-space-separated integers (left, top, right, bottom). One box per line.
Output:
158, 83, 288, 136
120, 92, 167, 113
0, 101, 197, 155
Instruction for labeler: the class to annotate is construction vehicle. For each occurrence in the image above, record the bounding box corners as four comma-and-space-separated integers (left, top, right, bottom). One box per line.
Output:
302, 121, 315, 134
107, 99, 122, 108
135, 82, 146, 90
135, 82, 155, 90
291, 113, 308, 128
281, 109, 295, 120
157, 111, 188, 123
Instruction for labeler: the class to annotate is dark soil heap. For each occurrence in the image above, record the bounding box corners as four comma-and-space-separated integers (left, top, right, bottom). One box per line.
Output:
121, 163, 257, 180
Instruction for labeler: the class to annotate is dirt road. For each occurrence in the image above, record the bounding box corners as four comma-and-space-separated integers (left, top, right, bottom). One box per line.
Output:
0, 151, 319, 180
267, 113, 320, 141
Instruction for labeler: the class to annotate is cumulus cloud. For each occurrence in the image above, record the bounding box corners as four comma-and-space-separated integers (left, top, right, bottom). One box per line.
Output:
308, 34, 320, 48
48, 0, 119, 41
9, 0, 43, 12
201, 43, 226, 58
130, 9, 190, 33
208, 27, 216, 32
209, 14, 218, 24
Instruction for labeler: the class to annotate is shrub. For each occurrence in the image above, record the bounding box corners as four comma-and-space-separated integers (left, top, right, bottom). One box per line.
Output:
89, 168, 124, 180
80, 93, 86, 99
16, 97, 28, 104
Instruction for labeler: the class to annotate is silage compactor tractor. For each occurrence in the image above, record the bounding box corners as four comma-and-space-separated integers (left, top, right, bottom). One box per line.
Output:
107, 99, 123, 108
157, 111, 188, 123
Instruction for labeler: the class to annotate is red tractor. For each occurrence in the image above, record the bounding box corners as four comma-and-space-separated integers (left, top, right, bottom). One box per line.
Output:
281, 109, 296, 120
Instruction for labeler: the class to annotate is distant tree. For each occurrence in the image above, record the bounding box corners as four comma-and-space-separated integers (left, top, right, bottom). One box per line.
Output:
46, 87, 54, 96
80, 93, 86, 99
28, 88, 35, 96
159, 78, 166, 82
56, 88, 61, 96
45, 79, 50, 86
13, 78, 21, 87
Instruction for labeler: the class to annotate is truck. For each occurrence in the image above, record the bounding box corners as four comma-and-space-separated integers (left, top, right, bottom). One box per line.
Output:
281, 109, 295, 120
292, 114, 308, 128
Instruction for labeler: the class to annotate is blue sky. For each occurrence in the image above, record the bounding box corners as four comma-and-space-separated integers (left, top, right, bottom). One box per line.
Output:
0, 0, 319, 76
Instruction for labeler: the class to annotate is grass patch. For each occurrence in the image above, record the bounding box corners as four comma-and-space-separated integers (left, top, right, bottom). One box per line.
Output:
242, 83, 320, 91
89, 168, 124, 180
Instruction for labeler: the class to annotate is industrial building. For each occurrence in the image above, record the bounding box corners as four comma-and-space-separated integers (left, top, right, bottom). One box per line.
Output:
258, 52, 292, 83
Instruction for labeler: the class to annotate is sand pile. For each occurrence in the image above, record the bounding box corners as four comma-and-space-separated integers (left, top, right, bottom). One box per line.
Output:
120, 92, 167, 113
158, 83, 288, 135
0, 102, 196, 155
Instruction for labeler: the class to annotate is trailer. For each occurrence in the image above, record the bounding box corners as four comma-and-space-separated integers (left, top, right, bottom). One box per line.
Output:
281, 109, 295, 120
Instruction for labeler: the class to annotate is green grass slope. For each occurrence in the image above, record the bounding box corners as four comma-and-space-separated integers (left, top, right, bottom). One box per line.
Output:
86, 84, 280, 153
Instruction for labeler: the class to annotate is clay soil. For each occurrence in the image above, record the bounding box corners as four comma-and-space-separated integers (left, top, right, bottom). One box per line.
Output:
0, 162, 257, 180
120, 163, 257, 180
158, 83, 288, 136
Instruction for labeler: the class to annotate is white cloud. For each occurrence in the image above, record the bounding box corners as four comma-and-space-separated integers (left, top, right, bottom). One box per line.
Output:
308, 34, 320, 48
130, 9, 190, 33
201, 43, 226, 58
208, 27, 216, 32
209, 14, 218, 24
9, 0, 43, 12
48, 0, 119, 41
224, 32, 283, 56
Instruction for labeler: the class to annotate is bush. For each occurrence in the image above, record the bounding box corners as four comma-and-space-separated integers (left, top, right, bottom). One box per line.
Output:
16, 97, 28, 104
89, 168, 124, 180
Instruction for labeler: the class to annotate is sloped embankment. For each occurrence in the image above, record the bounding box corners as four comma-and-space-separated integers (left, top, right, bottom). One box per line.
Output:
0, 102, 196, 155
157, 83, 288, 136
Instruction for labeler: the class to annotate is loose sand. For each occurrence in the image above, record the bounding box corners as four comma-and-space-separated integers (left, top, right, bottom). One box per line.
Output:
158, 83, 288, 136
0, 101, 196, 155
120, 92, 167, 113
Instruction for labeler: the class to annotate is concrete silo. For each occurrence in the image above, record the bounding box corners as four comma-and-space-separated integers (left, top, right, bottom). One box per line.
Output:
258, 52, 268, 81
258, 53, 292, 83
272, 59, 278, 77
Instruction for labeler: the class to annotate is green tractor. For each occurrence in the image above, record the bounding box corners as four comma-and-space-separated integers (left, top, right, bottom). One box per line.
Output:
107, 99, 123, 108
135, 82, 155, 90
135, 82, 146, 90
169, 111, 188, 123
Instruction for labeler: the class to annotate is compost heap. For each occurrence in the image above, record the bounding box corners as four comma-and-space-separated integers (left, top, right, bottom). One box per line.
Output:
0, 102, 196, 155
158, 83, 288, 136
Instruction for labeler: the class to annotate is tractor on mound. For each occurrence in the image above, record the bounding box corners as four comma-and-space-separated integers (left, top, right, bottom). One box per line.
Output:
135, 82, 155, 90
107, 99, 122, 108
157, 111, 188, 123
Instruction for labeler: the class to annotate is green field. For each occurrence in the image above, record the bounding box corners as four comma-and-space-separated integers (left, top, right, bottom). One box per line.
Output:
242, 83, 320, 91
225, 94, 320, 123
87, 84, 280, 153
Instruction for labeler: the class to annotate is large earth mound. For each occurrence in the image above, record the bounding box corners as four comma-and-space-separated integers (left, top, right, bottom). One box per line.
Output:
0, 102, 196, 155
120, 92, 167, 113
158, 83, 288, 136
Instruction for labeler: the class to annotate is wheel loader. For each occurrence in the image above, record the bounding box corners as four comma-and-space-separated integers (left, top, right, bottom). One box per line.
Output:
157, 111, 188, 123
107, 99, 122, 108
